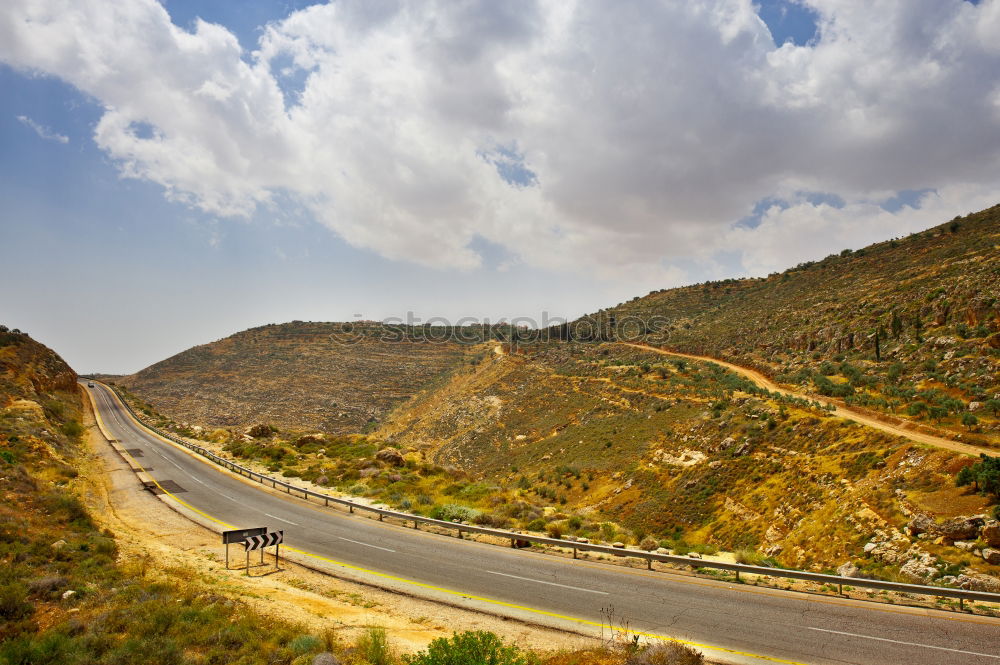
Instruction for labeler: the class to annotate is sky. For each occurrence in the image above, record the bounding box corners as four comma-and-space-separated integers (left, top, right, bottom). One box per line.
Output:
2, 0, 1000, 374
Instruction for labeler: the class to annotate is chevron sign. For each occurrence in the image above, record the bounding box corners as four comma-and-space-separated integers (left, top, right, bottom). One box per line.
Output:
243, 530, 283, 551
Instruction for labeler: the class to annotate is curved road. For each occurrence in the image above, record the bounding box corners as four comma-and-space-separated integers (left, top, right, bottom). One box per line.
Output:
618, 343, 993, 457
84, 381, 1000, 665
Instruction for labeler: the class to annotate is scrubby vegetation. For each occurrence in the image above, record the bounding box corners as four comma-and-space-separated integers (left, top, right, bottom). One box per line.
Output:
4, 329, 712, 664
590, 207, 1000, 445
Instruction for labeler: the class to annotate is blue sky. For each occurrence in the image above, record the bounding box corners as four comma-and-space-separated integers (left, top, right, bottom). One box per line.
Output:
2, 1, 998, 373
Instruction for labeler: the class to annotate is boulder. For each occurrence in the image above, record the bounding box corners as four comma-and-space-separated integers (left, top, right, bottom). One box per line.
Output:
312, 654, 340, 665
61, 589, 76, 600
246, 423, 274, 438
314, 475, 329, 486
956, 573, 1000, 593
863, 542, 877, 554
836, 562, 859, 578
375, 448, 405, 467
983, 548, 1000, 565
982, 521, 1000, 548
907, 513, 982, 540
968, 401, 983, 412
899, 555, 937, 583
51, 540, 67, 550
612, 542, 625, 548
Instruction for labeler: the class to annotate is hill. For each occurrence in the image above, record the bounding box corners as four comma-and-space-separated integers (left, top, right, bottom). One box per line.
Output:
573, 206, 1000, 446
118, 321, 473, 434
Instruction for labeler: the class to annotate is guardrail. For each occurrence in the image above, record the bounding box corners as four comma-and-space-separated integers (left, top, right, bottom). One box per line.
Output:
90, 379, 1000, 609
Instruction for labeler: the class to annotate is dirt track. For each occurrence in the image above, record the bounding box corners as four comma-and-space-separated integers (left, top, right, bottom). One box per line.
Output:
618, 342, 993, 457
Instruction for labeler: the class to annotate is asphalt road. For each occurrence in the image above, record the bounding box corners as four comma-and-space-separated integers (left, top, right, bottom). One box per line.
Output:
85, 381, 1000, 665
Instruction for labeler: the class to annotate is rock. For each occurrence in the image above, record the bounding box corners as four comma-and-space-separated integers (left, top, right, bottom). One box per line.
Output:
968, 401, 983, 412
956, 573, 1000, 593
982, 521, 1000, 548
388, 473, 402, 483
863, 542, 877, 554
314, 475, 329, 486
764, 524, 784, 543
51, 540, 67, 550
655, 547, 670, 554
983, 548, 1000, 565
375, 448, 405, 467
688, 552, 702, 559
899, 555, 937, 583
612, 542, 625, 548
907, 513, 983, 540
577, 537, 589, 543
955, 541, 976, 551
296, 434, 324, 447
312, 653, 340, 665
61, 590, 76, 600
246, 423, 274, 438
763, 544, 783, 557
837, 562, 859, 578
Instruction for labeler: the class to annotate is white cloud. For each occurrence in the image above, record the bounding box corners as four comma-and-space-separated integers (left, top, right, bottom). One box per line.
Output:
16, 114, 68, 143
1, 0, 999, 284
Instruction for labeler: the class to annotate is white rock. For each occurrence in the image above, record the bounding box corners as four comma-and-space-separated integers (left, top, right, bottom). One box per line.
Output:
62, 590, 76, 600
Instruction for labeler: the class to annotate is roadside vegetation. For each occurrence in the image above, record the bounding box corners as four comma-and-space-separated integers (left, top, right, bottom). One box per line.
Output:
3, 328, 710, 664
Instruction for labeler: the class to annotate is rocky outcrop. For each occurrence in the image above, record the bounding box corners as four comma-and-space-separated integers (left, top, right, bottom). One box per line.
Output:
899, 552, 937, 583
956, 573, 1000, 593
982, 521, 1000, 548
907, 513, 984, 541
375, 447, 405, 467
982, 548, 1000, 565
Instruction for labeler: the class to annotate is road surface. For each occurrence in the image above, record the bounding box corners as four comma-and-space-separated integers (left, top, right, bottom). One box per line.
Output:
84, 380, 1000, 665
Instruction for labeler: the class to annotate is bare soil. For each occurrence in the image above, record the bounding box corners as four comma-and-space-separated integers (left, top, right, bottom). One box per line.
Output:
76, 396, 587, 654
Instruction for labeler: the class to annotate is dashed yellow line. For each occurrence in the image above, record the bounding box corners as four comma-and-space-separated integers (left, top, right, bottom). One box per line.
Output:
86, 381, 807, 664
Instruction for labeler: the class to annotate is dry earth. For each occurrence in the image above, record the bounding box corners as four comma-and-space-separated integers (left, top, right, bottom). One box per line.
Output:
75, 391, 586, 654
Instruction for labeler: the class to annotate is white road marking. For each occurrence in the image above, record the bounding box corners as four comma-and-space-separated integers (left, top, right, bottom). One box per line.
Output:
807, 627, 1000, 659
219, 493, 239, 502
265, 513, 298, 526
339, 537, 395, 553
486, 571, 608, 595
191, 477, 206, 485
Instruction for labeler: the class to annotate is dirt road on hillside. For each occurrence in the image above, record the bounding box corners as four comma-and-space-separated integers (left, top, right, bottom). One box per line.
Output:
618, 342, 993, 457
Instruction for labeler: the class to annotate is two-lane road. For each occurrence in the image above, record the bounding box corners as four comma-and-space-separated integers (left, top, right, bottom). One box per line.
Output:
85, 381, 1000, 665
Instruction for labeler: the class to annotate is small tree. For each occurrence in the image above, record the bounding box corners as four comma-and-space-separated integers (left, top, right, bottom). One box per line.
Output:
956, 455, 1000, 499
962, 413, 979, 431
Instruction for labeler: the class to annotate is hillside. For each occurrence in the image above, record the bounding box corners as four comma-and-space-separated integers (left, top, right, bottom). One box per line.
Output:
0, 328, 300, 661
575, 206, 1000, 445
118, 321, 473, 434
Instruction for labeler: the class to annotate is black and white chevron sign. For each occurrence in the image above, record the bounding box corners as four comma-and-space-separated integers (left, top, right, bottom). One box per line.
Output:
243, 530, 283, 551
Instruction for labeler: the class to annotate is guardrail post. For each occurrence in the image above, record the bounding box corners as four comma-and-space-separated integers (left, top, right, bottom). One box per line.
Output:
379, 513, 384, 521
959, 597, 964, 611
349, 505, 354, 513
647, 559, 652, 570
414, 520, 418, 530
573, 547, 577, 559
324, 496, 329, 506
457, 529, 463, 539
736, 570, 741, 582
510, 538, 515, 548
838, 582, 842, 595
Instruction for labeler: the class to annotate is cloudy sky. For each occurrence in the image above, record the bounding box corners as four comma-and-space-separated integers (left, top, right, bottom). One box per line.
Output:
3, 0, 999, 373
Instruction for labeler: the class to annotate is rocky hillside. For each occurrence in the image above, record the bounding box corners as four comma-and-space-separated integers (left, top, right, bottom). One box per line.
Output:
576, 206, 1000, 445
118, 321, 472, 434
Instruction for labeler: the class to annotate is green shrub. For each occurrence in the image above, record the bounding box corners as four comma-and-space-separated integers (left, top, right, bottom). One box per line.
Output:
357, 626, 395, 665
0, 582, 34, 621
405, 631, 536, 665
289, 634, 321, 654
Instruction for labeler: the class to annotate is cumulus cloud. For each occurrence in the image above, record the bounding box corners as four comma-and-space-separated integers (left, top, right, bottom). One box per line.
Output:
16, 114, 68, 143
1, 0, 999, 283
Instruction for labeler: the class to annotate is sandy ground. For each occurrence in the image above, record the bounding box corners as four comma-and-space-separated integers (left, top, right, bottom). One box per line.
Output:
75, 390, 589, 654
619, 342, 994, 457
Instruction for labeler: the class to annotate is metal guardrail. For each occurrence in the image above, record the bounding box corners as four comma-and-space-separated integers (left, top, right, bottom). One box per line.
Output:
93, 380, 1000, 608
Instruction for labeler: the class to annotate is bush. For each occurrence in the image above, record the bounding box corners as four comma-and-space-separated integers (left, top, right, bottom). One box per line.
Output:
405, 631, 536, 665
640, 536, 659, 551
357, 626, 395, 665
625, 642, 704, 665
0, 582, 34, 621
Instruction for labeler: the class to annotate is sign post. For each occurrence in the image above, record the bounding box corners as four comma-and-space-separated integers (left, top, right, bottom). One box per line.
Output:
242, 530, 284, 576
222, 527, 267, 570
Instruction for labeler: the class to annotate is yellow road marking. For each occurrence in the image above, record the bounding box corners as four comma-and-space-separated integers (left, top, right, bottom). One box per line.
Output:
85, 381, 808, 664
